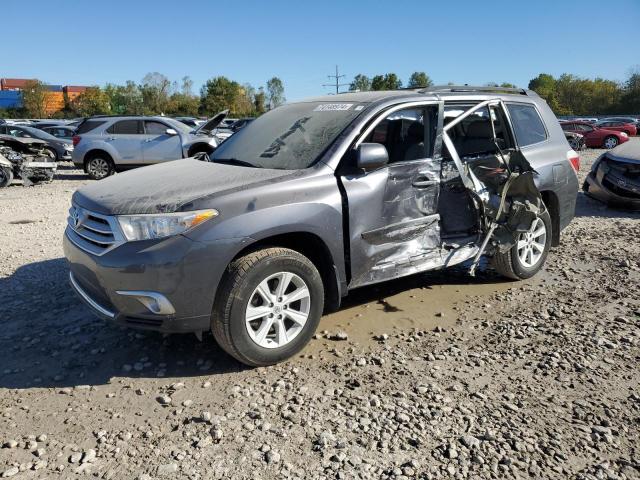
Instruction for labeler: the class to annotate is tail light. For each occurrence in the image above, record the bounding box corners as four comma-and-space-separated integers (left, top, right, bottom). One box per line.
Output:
72, 135, 81, 147
567, 149, 580, 173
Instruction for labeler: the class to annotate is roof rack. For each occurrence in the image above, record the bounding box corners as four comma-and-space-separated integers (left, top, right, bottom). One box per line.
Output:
418, 85, 535, 96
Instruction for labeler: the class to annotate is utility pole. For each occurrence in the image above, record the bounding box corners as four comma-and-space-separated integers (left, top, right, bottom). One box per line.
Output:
323, 65, 350, 94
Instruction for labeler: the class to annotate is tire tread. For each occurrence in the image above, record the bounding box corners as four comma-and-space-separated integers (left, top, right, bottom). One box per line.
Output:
211, 247, 318, 366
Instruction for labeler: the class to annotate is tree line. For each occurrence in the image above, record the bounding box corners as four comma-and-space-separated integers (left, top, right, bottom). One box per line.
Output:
3, 69, 639, 119
1, 73, 286, 119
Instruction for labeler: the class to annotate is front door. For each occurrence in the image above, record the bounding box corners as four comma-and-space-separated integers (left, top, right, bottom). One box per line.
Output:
340, 103, 443, 288
141, 120, 183, 163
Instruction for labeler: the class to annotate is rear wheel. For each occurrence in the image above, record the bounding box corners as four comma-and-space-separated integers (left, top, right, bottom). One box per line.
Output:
603, 136, 618, 149
211, 247, 324, 366
492, 209, 552, 280
85, 153, 114, 180
0, 166, 13, 188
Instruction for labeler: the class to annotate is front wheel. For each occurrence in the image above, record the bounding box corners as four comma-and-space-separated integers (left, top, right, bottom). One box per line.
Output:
492, 209, 552, 280
44, 147, 58, 161
211, 247, 324, 366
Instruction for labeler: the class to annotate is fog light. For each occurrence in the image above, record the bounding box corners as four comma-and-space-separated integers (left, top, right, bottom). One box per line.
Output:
116, 291, 175, 315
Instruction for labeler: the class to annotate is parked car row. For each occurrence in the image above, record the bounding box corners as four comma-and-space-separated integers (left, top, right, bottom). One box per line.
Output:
560, 121, 630, 149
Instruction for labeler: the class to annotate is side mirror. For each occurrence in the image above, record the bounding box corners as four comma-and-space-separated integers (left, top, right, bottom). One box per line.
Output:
356, 143, 388, 171
165, 128, 178, 136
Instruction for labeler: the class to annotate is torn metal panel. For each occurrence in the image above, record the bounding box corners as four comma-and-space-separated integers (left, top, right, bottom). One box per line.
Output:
0, 134, 57, 187
441, 100, 545, 273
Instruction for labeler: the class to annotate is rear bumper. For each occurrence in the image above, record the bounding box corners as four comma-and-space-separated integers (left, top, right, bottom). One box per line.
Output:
64, 230, 247, 333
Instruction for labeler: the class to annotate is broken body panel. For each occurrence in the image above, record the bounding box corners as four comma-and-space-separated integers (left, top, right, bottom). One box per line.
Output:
342, 98, 543, 287
0, 135, 57, 186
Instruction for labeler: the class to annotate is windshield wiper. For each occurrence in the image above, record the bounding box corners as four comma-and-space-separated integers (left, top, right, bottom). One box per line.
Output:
213, 158, 260, 168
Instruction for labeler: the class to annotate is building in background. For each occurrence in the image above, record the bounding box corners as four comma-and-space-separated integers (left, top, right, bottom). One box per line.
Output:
0, 78, 89, 116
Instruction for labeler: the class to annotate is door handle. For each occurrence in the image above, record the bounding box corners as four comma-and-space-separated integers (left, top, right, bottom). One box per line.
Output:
106, 137, 116, 141
412, 176, 438, 188
143, 139, 154, 143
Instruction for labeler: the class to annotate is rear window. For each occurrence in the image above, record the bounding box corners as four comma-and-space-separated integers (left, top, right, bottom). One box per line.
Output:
76, 120, 106, 134
506, 103, 547, 146
106, 120, 141, 135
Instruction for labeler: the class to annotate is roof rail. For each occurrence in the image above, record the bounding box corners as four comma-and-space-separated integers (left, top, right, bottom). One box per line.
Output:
418, 85, 536, 96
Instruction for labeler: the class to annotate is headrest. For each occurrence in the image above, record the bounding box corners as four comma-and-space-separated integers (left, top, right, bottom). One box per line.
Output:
466, 120, 493, 138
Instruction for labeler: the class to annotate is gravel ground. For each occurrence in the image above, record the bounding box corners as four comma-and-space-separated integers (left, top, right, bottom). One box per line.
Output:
0, 142, 639, 479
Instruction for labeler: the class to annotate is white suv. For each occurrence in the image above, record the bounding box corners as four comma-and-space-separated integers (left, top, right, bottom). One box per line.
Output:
71, 113, 227, 180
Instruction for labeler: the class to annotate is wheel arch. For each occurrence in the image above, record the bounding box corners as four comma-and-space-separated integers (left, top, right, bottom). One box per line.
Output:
540, 189, 560, 247
83, 148, 114, 171
187, 142, 215, 157
227, 231, 342, 313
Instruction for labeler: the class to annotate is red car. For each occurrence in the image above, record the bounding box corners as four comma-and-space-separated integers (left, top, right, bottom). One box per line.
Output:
594, 120, 637, 137
560, 121, 629, 149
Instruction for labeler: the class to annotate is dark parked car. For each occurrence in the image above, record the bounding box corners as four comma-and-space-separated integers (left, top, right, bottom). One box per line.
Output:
583, 141, 640, 209
560, 121, 629, 149
41, 125, 76, 141
0, 124, 74, 161
64, 86, 578, 366
594, 120, 637, 137
598, 117, 640, 133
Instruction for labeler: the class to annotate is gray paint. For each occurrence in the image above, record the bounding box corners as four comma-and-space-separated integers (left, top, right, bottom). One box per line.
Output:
66, 88, 579, 333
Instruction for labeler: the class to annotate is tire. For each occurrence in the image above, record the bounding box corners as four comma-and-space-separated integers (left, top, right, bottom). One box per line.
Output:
43, 147, 58, 161
492, 209, 552, 280
211, 247, 324, 366
85, 153, 114, 180
568, 138, 580, 150
0, 166, 13, 188
603, 136, 618, 149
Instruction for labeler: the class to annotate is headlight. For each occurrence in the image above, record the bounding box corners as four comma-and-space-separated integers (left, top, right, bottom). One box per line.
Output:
116, 209, 218, 241
620, 132, 628, 137
65, 144, 74, 151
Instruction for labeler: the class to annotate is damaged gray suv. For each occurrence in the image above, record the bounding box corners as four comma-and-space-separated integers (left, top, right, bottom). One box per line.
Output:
64, 86, 579, 366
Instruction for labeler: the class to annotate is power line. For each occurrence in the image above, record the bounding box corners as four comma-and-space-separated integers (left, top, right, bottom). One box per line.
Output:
322, 65, 350, 95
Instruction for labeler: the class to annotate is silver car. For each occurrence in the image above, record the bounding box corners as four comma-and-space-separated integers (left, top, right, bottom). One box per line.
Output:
72, 113, 227, 180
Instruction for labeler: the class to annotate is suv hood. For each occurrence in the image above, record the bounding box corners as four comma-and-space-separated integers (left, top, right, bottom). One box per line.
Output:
193, 110, 228, 135
73, 158, 294, 215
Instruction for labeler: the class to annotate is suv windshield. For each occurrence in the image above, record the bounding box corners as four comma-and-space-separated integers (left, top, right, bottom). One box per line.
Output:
163, 117, 193, 134
210, 101, 365, 169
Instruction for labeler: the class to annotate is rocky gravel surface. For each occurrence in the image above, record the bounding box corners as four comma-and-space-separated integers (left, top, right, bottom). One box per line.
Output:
0, 144, 639, 479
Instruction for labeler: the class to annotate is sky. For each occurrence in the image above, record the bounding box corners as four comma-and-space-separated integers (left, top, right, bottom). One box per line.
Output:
3, 0, 639, 101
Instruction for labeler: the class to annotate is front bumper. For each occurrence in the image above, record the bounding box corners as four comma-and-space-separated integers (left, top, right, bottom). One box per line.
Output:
583, 168, 640, 210
64, 230, 245, 333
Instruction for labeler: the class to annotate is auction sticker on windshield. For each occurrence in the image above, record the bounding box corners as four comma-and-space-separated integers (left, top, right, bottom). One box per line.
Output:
313, 103, 353, 111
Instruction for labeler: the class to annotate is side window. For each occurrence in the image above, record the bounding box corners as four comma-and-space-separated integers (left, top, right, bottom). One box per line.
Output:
578, 124, 593, 132
561, 123, 571, 131
107, 120, 140, 135
144, 121, 168, 135
506, 103, 547, 146
445, 104, 512, 157
364, 106, 437, 164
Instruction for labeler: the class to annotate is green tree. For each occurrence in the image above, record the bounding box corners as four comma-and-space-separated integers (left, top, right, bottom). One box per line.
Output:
71, 87, 111, 116
528, 73, 561, 113
200, 76, 242, 116
22, 80, 48, 118
350, 74, 371, 92
254, 87, 267, 115
266, 77, 285, 109
104, 81, 144, 115
407, 72, 433, 88
140, 72, 172, 114
371, 73, 402, 90
620, 70, 640, 113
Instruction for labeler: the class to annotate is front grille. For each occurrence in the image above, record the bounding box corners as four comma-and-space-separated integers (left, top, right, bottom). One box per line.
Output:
66, 205, 125, 256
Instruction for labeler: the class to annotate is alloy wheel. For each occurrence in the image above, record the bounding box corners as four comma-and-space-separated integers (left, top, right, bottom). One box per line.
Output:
604, 137, 618, 149
88, 158, 109, 179
245, 271, 311, 349
517, 217, 547, 268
